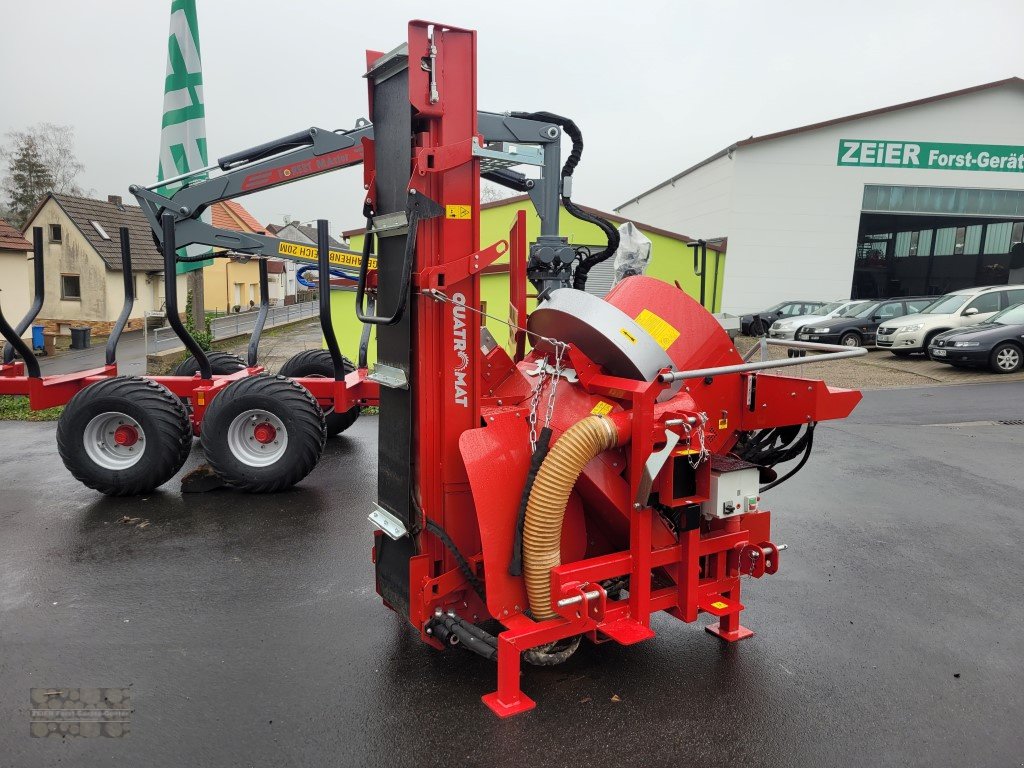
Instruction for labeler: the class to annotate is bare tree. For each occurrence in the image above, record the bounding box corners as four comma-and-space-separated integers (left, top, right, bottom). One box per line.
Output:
1, 123, 84, 226
481, 180, 517, 204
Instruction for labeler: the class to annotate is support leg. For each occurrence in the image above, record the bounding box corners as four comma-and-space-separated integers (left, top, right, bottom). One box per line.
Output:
482, 634, 535, 717
705, 578, 754, 642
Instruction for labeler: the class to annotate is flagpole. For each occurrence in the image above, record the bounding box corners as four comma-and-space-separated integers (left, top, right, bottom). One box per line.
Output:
157, 0, 210, 332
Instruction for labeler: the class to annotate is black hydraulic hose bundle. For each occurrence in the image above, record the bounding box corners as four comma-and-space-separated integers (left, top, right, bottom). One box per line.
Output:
508, 426, 552, 577
511, 111, 620, 292
760, 425, 815, 492
424, 517, 487, 603
733, 423, 817, 492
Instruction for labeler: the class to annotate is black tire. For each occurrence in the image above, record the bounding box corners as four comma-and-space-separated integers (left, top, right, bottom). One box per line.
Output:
839, 331, 862, 347
172, 351, 247, 377
278, 349, 360, 436
56, 376, 192, 496
200, 374, 326, 493
990, 342, 1023, 374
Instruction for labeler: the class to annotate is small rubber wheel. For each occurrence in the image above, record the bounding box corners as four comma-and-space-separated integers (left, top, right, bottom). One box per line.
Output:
56, 376, 192, 496
990, 342, 1023, 374
278, 349, 359, 436
200, 374, 326, 492
172, 351, 247, 377
839, 331, 861, 347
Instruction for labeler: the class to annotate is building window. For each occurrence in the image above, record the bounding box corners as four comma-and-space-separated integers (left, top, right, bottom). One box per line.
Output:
964, 225, 983, 255
60, 274, 81, 300
864, 184, 1024, 217
909, 231, 920, 256
984, 222, 1013, 254
49, 224, 62, 243
934, 228, 956, 256
953, 227, 967, 255
89, 220, 111, 240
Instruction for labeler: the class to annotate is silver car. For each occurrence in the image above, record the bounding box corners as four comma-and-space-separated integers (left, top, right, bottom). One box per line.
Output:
769, 300, 866, 340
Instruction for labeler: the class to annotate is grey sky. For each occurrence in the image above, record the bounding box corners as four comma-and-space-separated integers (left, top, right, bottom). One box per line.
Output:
2, 0, 1021, 235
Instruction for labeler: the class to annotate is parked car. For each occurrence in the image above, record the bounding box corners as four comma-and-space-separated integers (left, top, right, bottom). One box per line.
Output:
876, 285, 1024, 356
769, 300, 865, 340
740, 300, 826, 336
928, 302, 1024, 373
796, 296, 936, 347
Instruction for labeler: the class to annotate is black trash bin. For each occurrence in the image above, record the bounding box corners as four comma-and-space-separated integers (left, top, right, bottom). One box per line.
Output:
70, 326, 92, 350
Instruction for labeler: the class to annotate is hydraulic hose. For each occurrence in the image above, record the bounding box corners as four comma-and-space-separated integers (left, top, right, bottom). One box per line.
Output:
511, 111, 620, 292
523, 415, 618, 620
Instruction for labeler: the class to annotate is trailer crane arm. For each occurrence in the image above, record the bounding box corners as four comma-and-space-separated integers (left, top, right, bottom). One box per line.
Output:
128, 111, 620, 295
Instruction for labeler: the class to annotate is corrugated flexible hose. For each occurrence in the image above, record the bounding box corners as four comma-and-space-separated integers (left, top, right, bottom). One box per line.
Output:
523, 415, 618, 620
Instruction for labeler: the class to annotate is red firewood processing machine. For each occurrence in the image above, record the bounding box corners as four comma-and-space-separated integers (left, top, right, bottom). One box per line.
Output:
0, 20, 865, 716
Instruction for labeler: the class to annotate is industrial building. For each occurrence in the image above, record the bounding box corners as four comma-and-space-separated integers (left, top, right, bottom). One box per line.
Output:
616, 78, 1024, 313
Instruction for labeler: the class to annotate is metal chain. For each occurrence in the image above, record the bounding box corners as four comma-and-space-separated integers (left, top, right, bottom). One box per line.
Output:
421, 288, 570, 453
543, 341, 567, 430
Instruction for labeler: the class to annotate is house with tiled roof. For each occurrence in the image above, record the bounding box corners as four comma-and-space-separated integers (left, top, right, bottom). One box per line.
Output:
22, 193, 187, 336
201, 200, 295, 312
0, 218, 33, 338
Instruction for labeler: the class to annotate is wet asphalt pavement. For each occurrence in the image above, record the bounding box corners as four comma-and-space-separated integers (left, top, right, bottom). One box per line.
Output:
1, 381, 1023, 767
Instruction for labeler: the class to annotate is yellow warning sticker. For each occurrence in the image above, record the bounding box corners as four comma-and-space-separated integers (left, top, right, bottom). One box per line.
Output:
718, 418, 728, 430
619, 328, 638, 345
445, 204, 472, 219
710, 600, 728, 610
277, 241, 377, 270
590, 401, 614, 416
634, 309, 680, 350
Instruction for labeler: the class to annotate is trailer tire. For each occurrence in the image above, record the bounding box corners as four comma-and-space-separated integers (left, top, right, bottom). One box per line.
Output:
278, 349, 360, 436
172, 352, 247, 377
56, 376, 192, 496
200, 374, 326, 493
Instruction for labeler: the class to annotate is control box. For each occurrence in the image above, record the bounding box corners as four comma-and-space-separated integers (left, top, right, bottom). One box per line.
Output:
701, 455, 761, 519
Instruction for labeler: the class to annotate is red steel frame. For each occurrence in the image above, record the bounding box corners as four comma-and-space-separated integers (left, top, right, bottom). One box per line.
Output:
0, 360, 378, 433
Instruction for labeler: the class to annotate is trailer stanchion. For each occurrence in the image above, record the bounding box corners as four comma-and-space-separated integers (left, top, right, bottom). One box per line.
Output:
105, 227, 136, 366
161, 212, 211, 379
317, 219, 345, 380
247, 259, 270, 367
2, 227, 45, 368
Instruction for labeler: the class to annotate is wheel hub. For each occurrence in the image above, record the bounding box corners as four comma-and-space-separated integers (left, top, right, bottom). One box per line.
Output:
113, 424, 139, 446
227, 409, 289, 467
83, 412, 146, 470
253, 422, 277, 444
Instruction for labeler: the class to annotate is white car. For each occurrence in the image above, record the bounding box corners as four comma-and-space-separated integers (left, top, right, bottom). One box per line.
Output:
769, 300, 866, 340
876, 284, 1024, 356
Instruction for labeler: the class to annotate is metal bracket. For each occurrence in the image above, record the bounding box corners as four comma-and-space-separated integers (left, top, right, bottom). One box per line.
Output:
472, 138, 545, 172
369, 211, 409, 238
525, 359, 578, 383
635, 429, 681, 505
368, 504, 408, 540
367, 363, 409, 390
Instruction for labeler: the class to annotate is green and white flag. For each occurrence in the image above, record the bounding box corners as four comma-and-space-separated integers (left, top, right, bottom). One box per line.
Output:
157, 0, 210, 272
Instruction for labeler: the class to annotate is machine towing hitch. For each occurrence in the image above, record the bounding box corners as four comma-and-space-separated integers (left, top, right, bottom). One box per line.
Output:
0, 18, 866, 716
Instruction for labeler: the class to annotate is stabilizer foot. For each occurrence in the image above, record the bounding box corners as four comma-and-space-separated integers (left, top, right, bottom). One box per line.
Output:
482, 691, 536, 718
705, 621, 754, 642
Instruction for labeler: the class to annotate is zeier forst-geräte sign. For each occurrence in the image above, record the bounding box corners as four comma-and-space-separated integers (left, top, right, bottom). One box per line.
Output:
838, 139, 1024, 172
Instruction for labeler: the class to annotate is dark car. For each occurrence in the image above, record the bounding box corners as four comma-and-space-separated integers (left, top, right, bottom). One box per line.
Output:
796, 296, 935, 347
928, 303, 1024, 373
740, 300, 825, 336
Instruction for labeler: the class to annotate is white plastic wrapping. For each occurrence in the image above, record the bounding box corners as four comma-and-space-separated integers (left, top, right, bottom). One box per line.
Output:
612, 221, 652, 286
